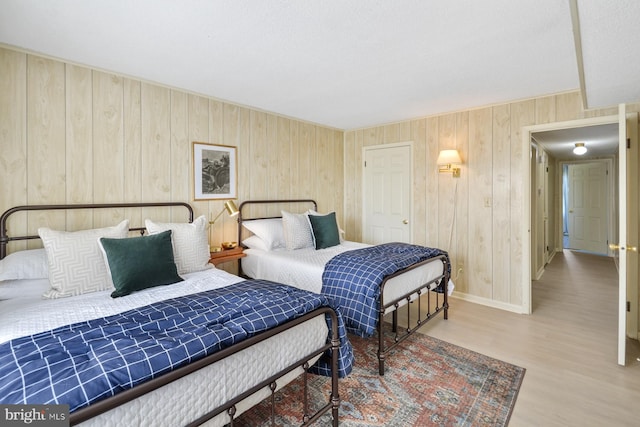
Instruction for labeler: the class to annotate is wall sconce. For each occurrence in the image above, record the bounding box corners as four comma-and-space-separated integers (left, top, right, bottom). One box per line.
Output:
209, 200, 239, 250
437, 149, 462, 177
573, 142, 587, 155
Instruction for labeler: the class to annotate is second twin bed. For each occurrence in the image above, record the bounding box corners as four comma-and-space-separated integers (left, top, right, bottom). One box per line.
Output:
237, 199, 452, 375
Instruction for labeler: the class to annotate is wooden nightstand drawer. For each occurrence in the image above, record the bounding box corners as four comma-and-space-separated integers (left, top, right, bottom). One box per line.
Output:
209, 246, 245, 266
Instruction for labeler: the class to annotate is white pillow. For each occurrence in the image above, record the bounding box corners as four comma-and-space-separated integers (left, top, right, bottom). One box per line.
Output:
39, 220, 130, 299
145, 215, 210, 275
0, 249, 48, 281
281, 211, 314, 250
242, 235, 270, 252
242, 218, 285, 250
0, 278, 51, 300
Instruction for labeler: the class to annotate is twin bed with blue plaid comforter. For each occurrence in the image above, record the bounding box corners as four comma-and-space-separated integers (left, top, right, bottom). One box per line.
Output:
322, 242, 449, 337
0, 279, 353, 413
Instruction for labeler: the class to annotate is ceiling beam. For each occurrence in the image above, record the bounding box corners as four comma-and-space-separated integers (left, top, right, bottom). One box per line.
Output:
569, 0, 588, 109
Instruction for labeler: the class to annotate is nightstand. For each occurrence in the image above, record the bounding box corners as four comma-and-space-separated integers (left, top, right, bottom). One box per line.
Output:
209, 246, 245, 266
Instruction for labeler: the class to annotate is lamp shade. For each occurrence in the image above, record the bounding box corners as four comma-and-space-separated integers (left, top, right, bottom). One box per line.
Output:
437, 149, 462, 165
224, 200, 239, 217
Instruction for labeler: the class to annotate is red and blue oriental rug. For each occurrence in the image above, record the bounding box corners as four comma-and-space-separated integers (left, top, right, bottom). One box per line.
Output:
237, 331, 525, 426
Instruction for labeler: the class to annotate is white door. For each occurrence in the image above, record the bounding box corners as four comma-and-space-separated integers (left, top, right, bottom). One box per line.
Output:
626, 111, 639, 346
616, 104, 628, 366
363, 143, 412, 244
567, 161, 608, 254
544, 155, 552, 264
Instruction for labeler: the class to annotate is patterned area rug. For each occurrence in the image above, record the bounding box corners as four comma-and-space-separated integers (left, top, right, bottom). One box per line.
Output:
235, 331, 525, 426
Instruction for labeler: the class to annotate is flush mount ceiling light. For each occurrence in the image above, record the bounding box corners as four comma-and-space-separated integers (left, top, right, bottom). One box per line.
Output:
573, 142, 587, 155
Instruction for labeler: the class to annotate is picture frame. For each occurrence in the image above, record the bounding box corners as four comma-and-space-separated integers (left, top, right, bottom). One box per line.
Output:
192, 142, 237, 200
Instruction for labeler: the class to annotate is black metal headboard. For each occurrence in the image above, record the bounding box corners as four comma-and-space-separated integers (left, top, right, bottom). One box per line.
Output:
0, 202, 194, 259
237, 199, 317, 244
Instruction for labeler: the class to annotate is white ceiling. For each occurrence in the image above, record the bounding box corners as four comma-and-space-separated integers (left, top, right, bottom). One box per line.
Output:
1, 0, 639, 130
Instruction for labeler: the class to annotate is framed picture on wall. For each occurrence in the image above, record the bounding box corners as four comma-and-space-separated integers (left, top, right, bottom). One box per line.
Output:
192, 142, 237, 200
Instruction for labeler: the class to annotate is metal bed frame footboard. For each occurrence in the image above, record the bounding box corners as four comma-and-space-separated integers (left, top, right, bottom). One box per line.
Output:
237, 199, 450, 376
0, 202, 341, 427
378, 254, 449, 375
74, 307, 341, 427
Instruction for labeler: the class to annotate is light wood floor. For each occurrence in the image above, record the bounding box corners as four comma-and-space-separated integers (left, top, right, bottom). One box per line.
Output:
409, 250, 640, 426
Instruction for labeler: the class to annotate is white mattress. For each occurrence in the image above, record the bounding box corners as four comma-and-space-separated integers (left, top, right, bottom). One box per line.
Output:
242, 241, 448, 314
0, 268, 329, 426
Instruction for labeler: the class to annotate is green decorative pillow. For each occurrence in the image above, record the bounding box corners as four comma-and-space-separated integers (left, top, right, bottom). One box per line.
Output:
99, 230, 183, 298
308, 212, 341, 249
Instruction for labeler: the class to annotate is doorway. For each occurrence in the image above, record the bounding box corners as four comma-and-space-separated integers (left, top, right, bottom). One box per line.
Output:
524, 116, 620, 312
523, 110, 639, 366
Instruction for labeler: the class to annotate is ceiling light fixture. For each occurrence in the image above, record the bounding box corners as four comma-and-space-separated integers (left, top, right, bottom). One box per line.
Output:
573, 142, 587, 155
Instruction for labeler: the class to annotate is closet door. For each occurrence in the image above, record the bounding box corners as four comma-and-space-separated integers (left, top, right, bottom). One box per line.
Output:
363, 142, 412, 245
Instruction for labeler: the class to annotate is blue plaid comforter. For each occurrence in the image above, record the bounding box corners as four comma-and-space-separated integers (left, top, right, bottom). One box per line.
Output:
322, 242, 449, 337
0, 280, 353, 413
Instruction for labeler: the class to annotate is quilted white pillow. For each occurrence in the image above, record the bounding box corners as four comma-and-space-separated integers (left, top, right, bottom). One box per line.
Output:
281, 210, 314, 250
39, 220, 130, 299
145, 215, 210, 275
241, 218, 285, 250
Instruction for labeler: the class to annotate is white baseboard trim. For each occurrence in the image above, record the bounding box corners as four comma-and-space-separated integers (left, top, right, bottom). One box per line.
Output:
547, 250, 557, 264
450, 291, 527, 314
534, 266, 545, 281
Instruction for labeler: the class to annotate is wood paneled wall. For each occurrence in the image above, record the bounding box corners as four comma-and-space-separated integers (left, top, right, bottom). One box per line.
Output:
2, 46, 638, 309
0, 47, 344, 259
344, 93, 640, 309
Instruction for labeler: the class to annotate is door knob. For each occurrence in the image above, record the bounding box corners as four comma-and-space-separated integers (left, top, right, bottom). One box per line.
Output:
609, 243, 638, 252
569, 210, 574, 213
402, 219, 409, 224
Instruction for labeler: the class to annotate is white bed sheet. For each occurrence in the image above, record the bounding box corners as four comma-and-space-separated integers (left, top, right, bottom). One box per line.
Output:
242, 241, 448, 314
0, 268, 329, 426
0, 267, 243, 342
242, 241, 369, 294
